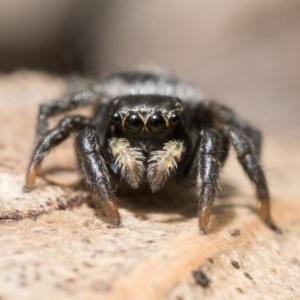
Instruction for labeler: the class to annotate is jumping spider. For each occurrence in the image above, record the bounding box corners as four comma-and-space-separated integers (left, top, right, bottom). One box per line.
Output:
23, 69, 279, 234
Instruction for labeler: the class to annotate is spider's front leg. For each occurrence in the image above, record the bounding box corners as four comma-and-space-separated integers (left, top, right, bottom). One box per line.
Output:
23, 116, 91, 192
196, 129, 223, 234
76, 128, 121, 226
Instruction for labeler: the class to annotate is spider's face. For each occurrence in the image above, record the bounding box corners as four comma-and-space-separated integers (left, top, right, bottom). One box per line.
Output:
110, 95, 183, 137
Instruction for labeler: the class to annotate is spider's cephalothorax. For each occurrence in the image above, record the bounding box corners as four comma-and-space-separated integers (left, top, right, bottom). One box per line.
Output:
23, 69, 279, 234
108, 94, 186, 191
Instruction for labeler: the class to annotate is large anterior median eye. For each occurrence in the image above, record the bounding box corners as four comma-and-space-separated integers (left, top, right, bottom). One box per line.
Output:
124, 113, 144, 133
146, 113, 166, 134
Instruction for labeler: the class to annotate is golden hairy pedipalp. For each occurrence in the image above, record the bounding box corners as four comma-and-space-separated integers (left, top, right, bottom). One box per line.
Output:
109, 138, 145, 189
147, 140, 185, 192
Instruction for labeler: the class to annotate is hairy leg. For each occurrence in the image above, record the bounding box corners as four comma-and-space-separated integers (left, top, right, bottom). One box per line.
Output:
76, 128, 121, 226
36, 90, 99, 141
24, 116, 91, 192
221, 126, 280, 232
197, 129, 223, 234
207, 101, 261, 158
93, 103, 111, 146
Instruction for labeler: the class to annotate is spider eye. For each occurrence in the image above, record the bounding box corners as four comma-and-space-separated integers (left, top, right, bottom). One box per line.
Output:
146, 113, 166, 134
111, 112, 121, 125
124, 113, 143, 133
169, 112, 181, 126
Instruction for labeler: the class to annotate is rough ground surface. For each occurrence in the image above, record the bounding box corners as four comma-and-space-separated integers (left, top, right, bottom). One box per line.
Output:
0, 72, 299, 300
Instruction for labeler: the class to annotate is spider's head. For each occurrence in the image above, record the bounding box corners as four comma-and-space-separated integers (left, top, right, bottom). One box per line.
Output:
110, 95, 183, 138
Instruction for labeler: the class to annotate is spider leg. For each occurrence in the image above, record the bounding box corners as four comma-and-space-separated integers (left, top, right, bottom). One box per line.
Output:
75, 127, 121, 226
196, 129, 223, 234
221, 126, 280, 232
180, 127, 228, 184
93, 103, 111, 146
208, 101, 261, 158
23, 116, 91, 192
36, 90, 99, 141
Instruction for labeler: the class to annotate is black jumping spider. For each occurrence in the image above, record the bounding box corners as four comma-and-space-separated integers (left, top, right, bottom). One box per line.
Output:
24, 68, 278, 234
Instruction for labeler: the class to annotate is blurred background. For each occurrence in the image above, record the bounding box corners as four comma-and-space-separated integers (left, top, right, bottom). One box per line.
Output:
0, 0, 299, 138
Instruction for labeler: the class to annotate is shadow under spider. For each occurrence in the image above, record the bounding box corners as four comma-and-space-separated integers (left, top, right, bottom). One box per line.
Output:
91, 180, 247, 233
38, 167, 248, 233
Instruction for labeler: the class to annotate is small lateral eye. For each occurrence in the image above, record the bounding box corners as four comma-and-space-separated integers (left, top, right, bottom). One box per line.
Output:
169, 112, 181, 126
111, 112, 121, 125
124, 113, 144, 133
146, 113, 166, 134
